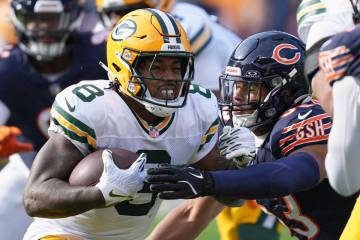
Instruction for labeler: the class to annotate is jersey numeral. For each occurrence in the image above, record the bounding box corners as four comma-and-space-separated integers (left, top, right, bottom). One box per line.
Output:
72, 84, 104, 102
114, 150, 171, 216
282, 195, 319, 239
189, 84, 211, 98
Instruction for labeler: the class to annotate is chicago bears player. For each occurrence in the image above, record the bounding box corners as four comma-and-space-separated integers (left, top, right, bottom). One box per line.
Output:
23, 9, 232, 240
0, 0, 107, 239
146, 31, 358, 240
95, 0, 240, 94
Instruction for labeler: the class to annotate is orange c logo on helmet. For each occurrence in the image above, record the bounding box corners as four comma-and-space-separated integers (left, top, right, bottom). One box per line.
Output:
272, 43, 301, 65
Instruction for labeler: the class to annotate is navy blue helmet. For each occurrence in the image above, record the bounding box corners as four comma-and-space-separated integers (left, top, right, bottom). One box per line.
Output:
10, 0, 83, 61
219, 31, 310, 135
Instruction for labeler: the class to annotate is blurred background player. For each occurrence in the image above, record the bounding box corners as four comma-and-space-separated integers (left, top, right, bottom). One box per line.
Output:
0, 0, 107, 239
146, 31, 358, 240
95, 0, 240, 95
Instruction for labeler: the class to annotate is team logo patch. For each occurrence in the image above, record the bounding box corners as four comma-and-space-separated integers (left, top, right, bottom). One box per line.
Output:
272, 43, 301, 65
112, 20, 137, 41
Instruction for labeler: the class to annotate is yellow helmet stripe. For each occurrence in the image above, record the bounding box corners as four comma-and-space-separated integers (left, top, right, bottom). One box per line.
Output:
146, 8, 181, 43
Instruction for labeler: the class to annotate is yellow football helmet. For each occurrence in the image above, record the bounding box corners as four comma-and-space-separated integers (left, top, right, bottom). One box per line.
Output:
104, 8, 194, 117
96, 0, 175, 28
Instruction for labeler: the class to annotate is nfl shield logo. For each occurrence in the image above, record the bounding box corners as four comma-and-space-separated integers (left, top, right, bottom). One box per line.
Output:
149, 127, 159, 138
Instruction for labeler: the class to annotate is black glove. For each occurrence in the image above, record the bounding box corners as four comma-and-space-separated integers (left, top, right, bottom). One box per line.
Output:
145, 165, 215, 199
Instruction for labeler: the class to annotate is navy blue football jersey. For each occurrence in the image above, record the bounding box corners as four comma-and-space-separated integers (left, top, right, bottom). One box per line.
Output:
256, 99, 357, 240
0, 31, 107, 152
319, 24, 360, 85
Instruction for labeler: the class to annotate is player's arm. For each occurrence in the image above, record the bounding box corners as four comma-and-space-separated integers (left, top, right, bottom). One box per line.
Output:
23, 132, 105, 218
147, 143, 326, 199
325, 76, 360, 196
147, 197, 223, 240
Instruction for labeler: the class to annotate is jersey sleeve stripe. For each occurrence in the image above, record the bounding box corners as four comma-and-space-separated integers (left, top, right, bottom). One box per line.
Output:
296, 1, 326, 25
198, 118, 219, 151
52, 102, 96, 139
282, 113, 330, 133
281, 135, 328, 156
51, 102, 96, 148
190, 21, 213, 55
51, 117, 96, 152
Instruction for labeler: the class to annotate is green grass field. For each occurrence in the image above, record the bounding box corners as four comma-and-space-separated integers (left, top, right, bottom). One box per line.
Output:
149, 215, 296, 240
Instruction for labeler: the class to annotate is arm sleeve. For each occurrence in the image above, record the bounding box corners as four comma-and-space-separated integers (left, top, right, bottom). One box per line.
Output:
325, 76, 360, 196
210, 151, 320, 199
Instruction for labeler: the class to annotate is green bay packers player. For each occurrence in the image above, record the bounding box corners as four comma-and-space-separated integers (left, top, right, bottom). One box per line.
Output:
23, 8, 231, 240
95, 0, 240, 94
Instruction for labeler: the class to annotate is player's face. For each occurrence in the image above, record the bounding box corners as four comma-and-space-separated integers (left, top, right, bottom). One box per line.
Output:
24, 13, 64, 43
232, 81, 268, 115
137, 56, 184, 101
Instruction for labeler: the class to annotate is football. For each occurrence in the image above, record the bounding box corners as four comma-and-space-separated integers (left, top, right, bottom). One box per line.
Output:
69, 148, 139, 186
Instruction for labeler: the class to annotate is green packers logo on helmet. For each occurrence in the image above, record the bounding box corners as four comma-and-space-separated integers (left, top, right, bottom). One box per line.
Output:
111, 20, 137, 41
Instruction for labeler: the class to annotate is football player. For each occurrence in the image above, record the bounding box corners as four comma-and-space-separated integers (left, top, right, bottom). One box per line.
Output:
146, 31, 358, 240
0, 0, 107, 239
23, 9, 232, 240
296, 1, 360, 239
95, 0, 240, 95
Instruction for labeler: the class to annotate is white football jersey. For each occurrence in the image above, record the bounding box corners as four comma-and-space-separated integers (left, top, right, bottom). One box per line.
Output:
24, 80, 219, 240
171, 2, 240, 90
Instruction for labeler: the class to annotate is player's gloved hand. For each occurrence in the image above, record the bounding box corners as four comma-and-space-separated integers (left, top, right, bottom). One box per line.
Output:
96, 150, 147, 206
0, 126, 33, 159
219, 126, 256, 168
146, 165, 214, 199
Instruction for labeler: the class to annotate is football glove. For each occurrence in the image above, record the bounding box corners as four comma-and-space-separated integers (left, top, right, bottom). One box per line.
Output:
0, 126, 33, 159
219, 126, 256, 168
146, 165, 214, 199
96, 150, 147, 206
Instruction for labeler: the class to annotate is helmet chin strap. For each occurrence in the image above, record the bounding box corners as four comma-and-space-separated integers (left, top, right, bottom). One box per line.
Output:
232, 111, 258, 128
142, 101, 177, 117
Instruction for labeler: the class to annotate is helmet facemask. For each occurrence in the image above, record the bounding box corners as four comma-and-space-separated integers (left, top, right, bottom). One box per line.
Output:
114, 50, 194, 117
219, 71, 302, 135
10, 0, 82, 61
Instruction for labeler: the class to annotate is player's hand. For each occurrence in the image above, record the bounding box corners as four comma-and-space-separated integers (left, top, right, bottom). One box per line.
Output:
96, 150, 147, 206
146, 165, 214, 199
0, 126, 33, 159
219, 126, 256, 168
